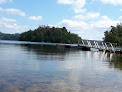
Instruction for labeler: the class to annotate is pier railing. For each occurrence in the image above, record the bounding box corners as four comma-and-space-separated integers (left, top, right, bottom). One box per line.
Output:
57, 40, 121, 54
80, 40, 119, 53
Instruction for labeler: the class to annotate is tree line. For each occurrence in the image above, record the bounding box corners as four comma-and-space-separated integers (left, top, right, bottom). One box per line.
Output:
103, 23, 122, 46
0, 32, 20, 40
1, 23, 121, 45
19, 26, 82, 44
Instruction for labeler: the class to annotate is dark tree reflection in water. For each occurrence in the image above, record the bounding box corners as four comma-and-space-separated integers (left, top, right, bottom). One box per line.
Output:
106, 53, 122, 70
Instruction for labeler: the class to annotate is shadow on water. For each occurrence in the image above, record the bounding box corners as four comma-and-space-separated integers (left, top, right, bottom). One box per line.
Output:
105, 53, 122, 70
20, 44, 70, 55
20, 44, 79, 62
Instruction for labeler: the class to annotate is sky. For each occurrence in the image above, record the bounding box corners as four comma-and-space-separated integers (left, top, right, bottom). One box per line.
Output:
0, 0, 122, 40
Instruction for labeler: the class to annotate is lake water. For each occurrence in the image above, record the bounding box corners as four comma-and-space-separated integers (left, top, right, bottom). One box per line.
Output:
0, 40, 122, 92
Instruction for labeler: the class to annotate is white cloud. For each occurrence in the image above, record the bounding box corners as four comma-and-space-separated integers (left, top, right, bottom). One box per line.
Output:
28, 16, 42, 21
120, 9, 122, 11
0, 0, 12, 4
58, 19, 87, 29
0, 17, 28, 33
87, 12, 100, 19
74, 15, 84, 20
72, 0, 86, 13
58, 0, 86, 13
58, 16, 120, 40
119, 16, 122, 19
74, 12, 100, 20
100, 0, 122, 5
0, 23, 28, 33
57, 0, 73, 4
91, 16, 119, 29
0, 17, 16, 22
0, 7, 26, 16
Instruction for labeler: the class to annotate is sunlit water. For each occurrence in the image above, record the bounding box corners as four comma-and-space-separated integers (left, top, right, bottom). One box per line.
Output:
0, 40, 122, 92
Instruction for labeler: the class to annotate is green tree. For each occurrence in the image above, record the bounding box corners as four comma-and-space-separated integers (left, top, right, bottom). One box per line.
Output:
103, 23, 122, 46
19, 26, 82, 44
0, 32, 20, 40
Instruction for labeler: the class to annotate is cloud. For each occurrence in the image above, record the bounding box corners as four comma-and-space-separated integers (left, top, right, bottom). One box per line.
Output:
0, 0, 13, 4
120, 9, 122, 11
0, 17, 28, 33
57, 0, 119, 39
74, 12, 100, 20
0, 17, 16, 22
91, 16, 119, 29
57, 16, 120, 40
58, 19, 87, 31
100, 0, 122, 5
57, 0, 86, 13
57, 0, 73, 4
119, 16, 122, 19
0, 7, 26, 16
28, 16, 42, 21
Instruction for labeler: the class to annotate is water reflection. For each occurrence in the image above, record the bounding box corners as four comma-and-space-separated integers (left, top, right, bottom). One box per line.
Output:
20, 44, 69, 55
0, 41, 122, 92
106, 53, 122, 70
20, 44, 72, 62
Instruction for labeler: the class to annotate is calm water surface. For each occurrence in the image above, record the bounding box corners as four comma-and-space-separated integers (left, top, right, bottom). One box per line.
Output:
0, 40, 122, 92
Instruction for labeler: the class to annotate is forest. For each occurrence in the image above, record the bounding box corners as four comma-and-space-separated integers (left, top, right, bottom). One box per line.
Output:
0, 32, 20, 40
19, 26, 82, 44
103, 23, 122, 46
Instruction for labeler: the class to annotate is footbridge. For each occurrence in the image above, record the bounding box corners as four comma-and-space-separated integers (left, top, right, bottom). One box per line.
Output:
57, 40, 122, 54
79, 40, 122, 53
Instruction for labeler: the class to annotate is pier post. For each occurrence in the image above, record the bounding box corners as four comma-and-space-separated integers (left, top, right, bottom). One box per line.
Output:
109, 43, 115, 53
102, 42, 105, 49
82, 40, 85, 46
87, 40, 90, 47
96, 42, 100, 49
94, 41, 98, 48
105, 43, 108, 50
89, 41, 92, 47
